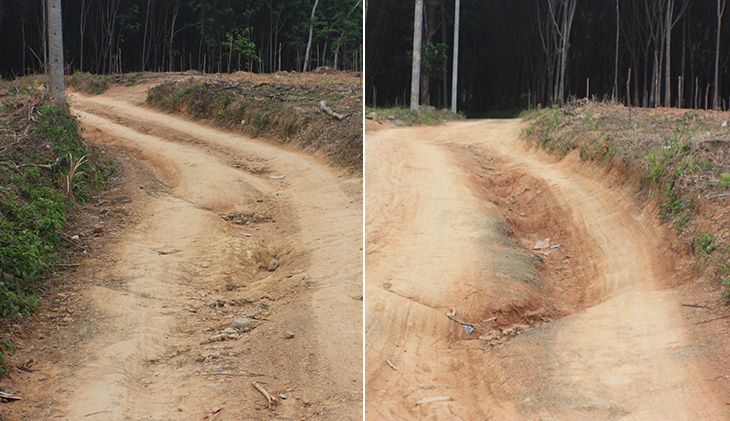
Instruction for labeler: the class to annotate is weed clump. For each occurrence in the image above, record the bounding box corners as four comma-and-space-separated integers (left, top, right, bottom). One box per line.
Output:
525, 100, 730, 301
146, 77, 362, 172
364, 105, 463, 126
0, 81, 110, 317
67, 72, 110, 95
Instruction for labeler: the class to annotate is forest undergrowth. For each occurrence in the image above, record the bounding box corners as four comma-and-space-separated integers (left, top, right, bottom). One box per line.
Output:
525, 100, 730, 301
146, 73, 363, 172
0, 81, 112, 372
365, 105, 464, 126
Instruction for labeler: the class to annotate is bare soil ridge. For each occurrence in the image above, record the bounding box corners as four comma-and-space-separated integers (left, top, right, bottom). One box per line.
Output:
2, 78, 362, 420
365, 119, 729, 419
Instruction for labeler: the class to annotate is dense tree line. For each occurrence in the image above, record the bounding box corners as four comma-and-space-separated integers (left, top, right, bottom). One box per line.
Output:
0, 0, 362, 78
366, 0, 730, 115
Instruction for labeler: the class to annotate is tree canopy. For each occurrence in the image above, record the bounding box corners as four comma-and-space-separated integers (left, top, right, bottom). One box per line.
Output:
0, 0, 363, 78
366, 0, 730, 115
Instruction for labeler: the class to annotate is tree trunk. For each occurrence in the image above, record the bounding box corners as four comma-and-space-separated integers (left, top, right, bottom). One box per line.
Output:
333, 0, 362, 71
47, 0, 65, 105
303, 0, 320, 72
714, 0, 726, 109
410, 0, 424, 111
613, 0, 619, 100
168, 4, 179, 72
681, 14, 686, 107
451, 0, 460, 113
79, 3, 83, 72
42, 0, 47, 74
142, 0, 151, 71
664, 0, 674, 107
558, 0, 576, 105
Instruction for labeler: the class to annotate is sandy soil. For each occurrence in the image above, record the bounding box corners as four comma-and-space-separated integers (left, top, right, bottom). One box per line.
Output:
365, 119, 730, 419
2, 82, 362, 420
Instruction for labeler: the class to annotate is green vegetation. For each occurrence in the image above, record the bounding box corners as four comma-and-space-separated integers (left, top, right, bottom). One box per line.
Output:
525, 100, 730, 302
718, 245, 730, 304
146, 78, 362, 172
0, 339, 15, 375
365, 105, 463, 126
0, 81, 110, 317
67, 72, 110, 94
713, 173, 730, 188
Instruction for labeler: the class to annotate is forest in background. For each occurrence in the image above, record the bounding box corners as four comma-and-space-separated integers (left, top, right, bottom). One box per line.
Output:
0, 0, 362, 78
366, 0, 730, 115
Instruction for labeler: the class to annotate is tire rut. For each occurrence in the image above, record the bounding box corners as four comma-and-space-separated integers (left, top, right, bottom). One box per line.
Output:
20, 91, 361, 420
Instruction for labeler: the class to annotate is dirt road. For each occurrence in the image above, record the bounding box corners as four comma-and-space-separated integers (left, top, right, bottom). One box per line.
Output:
365, 120, 729, 419
11, 85, 362, 420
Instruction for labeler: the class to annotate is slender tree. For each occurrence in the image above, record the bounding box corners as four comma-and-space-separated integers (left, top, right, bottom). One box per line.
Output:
548, 0, 577, 105
410, 0, 423, 111
78, 0, 90, 72
714, 0, 727, 109
613, 0, 619, 99
451, 0, 459, 113
664, 0, 689, 107
303, 0, 320, 72
46, 0, 65, 105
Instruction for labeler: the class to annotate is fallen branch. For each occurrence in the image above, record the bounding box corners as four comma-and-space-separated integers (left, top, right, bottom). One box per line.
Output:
446, 308, 473, 327
202, 371, 264, 377
252, 381, 278, 408
59, 233, 85, 250
681, 303, 713, 310
695, 314, 730, 325
318, 100, 345, 120
385, 359, 397, 371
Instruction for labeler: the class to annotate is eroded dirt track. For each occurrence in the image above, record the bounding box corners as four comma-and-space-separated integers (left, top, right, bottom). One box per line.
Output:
365, 120, 729, 419
13, 86, 362, 420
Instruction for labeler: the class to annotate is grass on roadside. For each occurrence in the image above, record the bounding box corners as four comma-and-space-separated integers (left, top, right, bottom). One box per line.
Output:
524, 100, 730, 301
0, 81, 110, 316
365, 105, 464, 126
146, 78, 362, 172
67, 72, 110, 95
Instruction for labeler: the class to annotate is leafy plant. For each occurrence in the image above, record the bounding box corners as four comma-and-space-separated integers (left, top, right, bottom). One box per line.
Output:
712, 173, 730, 188
57, 154, 87, 201
695, 231, 716, 259
0, 340, 15, 375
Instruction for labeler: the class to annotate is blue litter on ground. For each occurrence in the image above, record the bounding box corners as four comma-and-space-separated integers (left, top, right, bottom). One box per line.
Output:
462, 324, 473, 333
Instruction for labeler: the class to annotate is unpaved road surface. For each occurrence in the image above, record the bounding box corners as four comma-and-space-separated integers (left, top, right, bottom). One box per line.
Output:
365, 120, 729, 419
8, 84, 362, 420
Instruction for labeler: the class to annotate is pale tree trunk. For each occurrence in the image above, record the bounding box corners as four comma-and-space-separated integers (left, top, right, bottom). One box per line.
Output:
333, 0, 361, 70
613, 0, 619, 99
303, 0, 320, 73
47, 0, 65, 105
451, 0, 460, 113
664, 0, 674, 107
410, 0, 424, 111
547, 0, 577, 105
714, 0, 727, 109
536, 0, 557, 105
558, 0, 577, 104
681, 16, 686, 107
